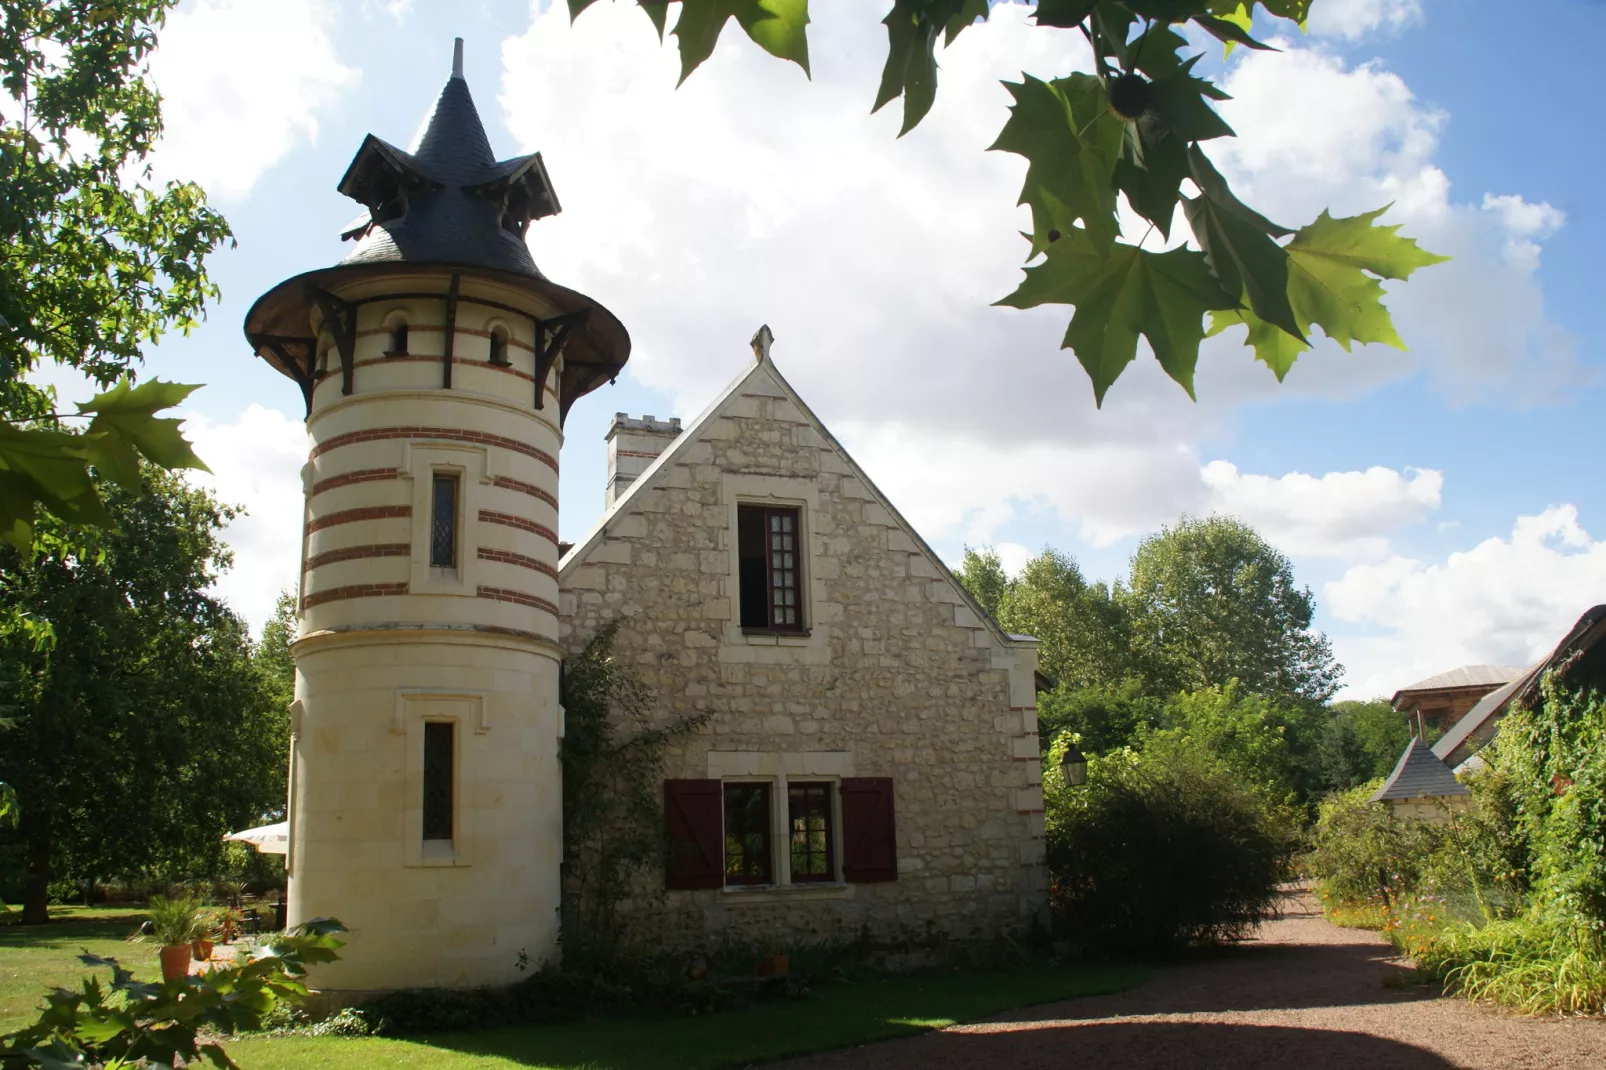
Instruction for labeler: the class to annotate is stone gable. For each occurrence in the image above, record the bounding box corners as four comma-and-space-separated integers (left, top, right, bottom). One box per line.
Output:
559, 354, 1046, 949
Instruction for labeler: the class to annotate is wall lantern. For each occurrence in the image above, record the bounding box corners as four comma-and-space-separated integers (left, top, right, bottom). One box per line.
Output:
1060, 743, 1087, 787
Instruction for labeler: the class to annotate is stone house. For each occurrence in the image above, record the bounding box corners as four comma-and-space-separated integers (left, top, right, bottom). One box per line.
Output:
558, 330, 1049, 949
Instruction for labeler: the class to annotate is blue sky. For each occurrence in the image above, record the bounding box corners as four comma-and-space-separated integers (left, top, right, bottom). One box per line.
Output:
101, 0, 1605, 698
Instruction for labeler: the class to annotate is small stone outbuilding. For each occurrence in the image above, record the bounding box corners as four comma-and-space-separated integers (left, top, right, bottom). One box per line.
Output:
1370, 738, 1470, 822
558, 332, 1048, 949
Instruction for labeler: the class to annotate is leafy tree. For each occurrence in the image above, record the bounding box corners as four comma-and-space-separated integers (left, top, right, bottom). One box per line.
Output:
0, 0, 227, 547
1314, 697, 1413, 791
1147, 680, 1308, 803
954, 545, 1008, 620
0, 470, 286, 923
257, 590, 298, 712
565, 0, 1446, 403
1037, 678, 1159, 755
999, 548, 1133, 690
1123, 514, 1340, 704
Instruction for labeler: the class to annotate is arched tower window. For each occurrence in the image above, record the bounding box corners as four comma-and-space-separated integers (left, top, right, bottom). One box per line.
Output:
488, 325, 509, 366
388, 321, 409, 356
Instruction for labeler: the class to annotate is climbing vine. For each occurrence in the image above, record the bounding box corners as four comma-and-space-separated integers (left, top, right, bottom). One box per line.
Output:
560, 621, 706, 963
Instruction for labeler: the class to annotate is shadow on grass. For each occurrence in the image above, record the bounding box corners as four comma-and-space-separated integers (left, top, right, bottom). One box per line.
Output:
785, 1021, 1459, 1069
230, 963, 1147, 1070
0, 908, 147, 950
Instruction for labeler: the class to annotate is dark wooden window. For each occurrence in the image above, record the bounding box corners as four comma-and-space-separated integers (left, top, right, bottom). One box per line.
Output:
723, 783, 772, 886
664, 780, 724, 889
422, 722, 454, 841
389, 322, 409, 355
430, 473, 458, 568
737, 504, 803, 631
488, 327, 509, 365
840, 777, 897, 883
788, 782, 834, 882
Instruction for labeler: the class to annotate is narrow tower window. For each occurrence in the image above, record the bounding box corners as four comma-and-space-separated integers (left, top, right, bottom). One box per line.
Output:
430, 472, 458, 568
422, 721, 454, 841
389, 322, 409, 355
488, 326, 509, 365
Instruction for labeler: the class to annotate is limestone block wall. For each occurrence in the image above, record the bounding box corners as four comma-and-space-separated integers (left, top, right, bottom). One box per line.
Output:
559, 361, 1047, 950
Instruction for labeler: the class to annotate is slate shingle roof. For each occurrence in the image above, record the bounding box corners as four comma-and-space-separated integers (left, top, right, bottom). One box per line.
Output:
1370, 738, 1469, 802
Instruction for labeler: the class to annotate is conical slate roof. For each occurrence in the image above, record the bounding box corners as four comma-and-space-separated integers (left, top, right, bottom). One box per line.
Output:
1370, 738, 1469, 803
335, 41, 559, 276
242, 38, 629, 421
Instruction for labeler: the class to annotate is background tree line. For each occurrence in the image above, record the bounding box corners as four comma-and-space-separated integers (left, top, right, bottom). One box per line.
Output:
956, 514, 1413, 808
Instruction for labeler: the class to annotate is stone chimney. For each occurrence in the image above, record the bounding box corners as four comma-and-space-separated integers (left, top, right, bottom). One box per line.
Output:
606, 413, 681, 508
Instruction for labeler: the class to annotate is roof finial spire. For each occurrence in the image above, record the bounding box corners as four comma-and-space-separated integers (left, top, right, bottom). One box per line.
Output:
451, 37, 465, 80
750, 324, 774, 363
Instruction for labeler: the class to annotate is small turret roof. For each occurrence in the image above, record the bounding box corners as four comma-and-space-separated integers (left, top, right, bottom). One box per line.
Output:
335, 40, 560, 276
1370, 738, 1469, 803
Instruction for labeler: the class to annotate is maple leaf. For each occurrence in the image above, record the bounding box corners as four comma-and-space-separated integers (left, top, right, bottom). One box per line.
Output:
77, 377, 209, 492
1208, 206, 1451, 378
873, 0, 989, 136
671, 0, 810, 86
998, 231, 1238, 404
991, 73, 1124, 256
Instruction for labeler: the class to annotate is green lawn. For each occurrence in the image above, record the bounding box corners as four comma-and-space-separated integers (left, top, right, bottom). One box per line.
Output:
0, 906, 152, 1032
2, 914, 1145, 1070
230, 962, 1146, 1070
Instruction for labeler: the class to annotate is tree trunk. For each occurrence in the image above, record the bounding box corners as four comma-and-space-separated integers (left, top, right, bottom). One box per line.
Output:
20, 821, 51, 925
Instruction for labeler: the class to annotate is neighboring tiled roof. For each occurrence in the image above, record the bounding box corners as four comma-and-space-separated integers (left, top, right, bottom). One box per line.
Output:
1391, 664, 1524, 705
1371, 738, 1469, 802
1432, 605, 1606, 769
1430, 667, 1537, 767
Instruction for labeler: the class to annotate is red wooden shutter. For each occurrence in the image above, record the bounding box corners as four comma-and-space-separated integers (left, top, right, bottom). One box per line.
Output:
840, 777, 897, 883
664, 779, 723, 890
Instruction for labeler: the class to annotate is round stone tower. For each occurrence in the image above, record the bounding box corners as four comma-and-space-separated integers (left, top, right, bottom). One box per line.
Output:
243, 40, 628, 993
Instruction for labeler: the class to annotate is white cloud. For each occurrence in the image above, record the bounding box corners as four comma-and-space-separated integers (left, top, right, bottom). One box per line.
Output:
182, 404, 306, 633
1206, 45, 1582, 405
1307, 0, 1424, 40
995, 542, 1033, 578
149, 0, 358, 200
1326, 506, 1606, 698
1200, 462, 1442, 563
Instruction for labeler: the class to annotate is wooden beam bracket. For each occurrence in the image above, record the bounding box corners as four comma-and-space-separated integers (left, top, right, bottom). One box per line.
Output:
304, 286, 357, 396
533, 309, 589, 410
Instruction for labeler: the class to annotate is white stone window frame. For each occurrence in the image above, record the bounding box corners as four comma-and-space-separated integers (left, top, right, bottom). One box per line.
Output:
721, 474, 828, 654
403, 441, 492, 595
708, 750, 854, 902
397, 689, 486, 868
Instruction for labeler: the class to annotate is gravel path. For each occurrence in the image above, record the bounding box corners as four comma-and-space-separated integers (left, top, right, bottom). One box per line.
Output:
782, 894, 1606, 1069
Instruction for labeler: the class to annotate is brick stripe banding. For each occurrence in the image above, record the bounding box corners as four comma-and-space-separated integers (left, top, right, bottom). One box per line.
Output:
301, 582, 409, 610
305, 504, 411, 535
489, 475, 558, 510
310, 427, 558, 473
311, 467, 400, 496
476, 585, 559, 616
617, 449, 666, 459
478, 509, 558, 545
477, 547, 558, 580
304, 543, 410, 572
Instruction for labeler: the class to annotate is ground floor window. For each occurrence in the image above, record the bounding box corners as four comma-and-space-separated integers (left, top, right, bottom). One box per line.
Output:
787, 782, 834, 882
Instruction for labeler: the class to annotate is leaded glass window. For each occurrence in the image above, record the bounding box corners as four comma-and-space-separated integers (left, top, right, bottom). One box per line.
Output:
422, 722, 454, 841
430, 473, 458, 568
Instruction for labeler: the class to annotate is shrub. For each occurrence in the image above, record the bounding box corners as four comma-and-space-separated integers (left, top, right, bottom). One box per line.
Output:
1044, 741, 1293, 958
1303, 783, 1442, 907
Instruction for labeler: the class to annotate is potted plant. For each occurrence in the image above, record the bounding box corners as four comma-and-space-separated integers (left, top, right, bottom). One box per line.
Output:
138, 894, 207, 982
757, 947, 789, 977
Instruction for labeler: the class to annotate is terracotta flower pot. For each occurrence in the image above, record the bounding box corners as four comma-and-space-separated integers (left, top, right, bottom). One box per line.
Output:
191, 938, 214, 963
160, 944, 192, 982
758, 953, 789, 977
